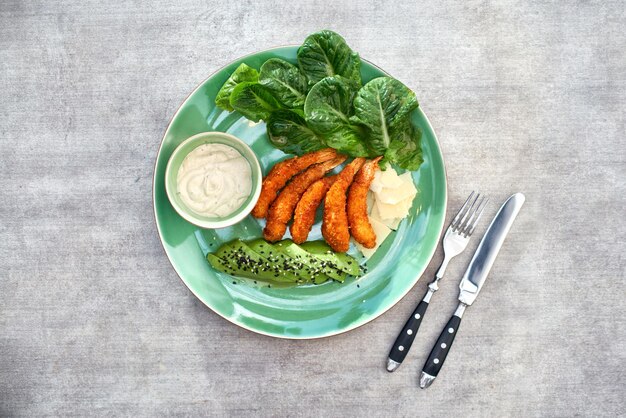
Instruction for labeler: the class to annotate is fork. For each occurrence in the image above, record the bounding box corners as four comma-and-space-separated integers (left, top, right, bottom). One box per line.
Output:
386, 192, 488, 372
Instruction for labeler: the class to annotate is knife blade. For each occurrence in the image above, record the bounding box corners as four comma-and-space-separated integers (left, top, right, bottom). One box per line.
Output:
419, 193, 525, 389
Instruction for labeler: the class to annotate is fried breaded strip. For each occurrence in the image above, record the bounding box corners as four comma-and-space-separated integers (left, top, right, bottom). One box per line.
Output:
264, 156, 347, 242
251, 148, 338, 218
322, 158, 366, 252
290, 175, 337, 244
347, 157, 383, 248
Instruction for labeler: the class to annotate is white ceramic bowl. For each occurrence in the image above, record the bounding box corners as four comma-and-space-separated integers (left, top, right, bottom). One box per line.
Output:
165, 132, 262, 229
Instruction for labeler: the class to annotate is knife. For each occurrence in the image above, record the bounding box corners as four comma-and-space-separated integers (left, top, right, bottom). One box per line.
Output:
419, 193, 525, 389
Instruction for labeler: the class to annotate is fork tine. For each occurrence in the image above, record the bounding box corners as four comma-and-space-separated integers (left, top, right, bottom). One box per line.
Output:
464, 197, 489, 236
451, 191, 475, 229
460, 195, 484, 234
455, 192, 480, 231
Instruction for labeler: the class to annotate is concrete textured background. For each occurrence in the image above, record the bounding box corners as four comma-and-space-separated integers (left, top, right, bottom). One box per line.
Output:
1, 0, 625, 416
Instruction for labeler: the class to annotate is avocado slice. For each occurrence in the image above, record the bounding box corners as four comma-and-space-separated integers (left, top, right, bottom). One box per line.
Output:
245, 239, 303, 282
275, 240, 345, 283
207, 253, 289, 284
209, 240, 296, 283
300, 241, 360, 276
207, 239, 358, 285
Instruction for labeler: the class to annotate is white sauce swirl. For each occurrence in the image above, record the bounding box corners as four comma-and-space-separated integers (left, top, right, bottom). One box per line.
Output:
176, 143, 252, 217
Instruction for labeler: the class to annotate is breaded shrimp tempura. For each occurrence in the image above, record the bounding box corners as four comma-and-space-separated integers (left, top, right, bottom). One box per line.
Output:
322, 158, 366, 252
264, 156, 347, 242
251, 148, 338, 219
290, 175, 337, 244
347, 157, 382, 248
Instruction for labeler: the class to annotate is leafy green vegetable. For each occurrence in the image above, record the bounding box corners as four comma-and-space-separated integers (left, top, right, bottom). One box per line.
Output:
323, 127, 372, 157
215, 63, 259, 111
304, 76, 371, 156
259, 58, 308, 108
212, 31, 424, 170
266, 110, 325, 155
229, 82, 282, 122
304, 76, 358, 133
351, 77, 419, 154
297, 30, 361, 85
384, 117, 423, 170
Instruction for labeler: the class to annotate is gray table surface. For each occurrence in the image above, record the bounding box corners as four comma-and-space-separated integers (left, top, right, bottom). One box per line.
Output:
1, 1, 625, 416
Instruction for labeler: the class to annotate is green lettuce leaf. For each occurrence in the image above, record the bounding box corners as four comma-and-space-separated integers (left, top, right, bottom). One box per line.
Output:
229, 82, 282, 122
304, 76, 359, 134
215, 63, 259, 112
304, 76, 371, 157
351, 77, 419, 154
297, 30, 361, 85
259, 58, 308, 108
384, 117, 423, 170
266, 110, 325, 155
323, 127, 372, 157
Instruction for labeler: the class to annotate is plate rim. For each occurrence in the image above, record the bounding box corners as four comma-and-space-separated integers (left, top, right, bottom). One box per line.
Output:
152, 45, 448, 339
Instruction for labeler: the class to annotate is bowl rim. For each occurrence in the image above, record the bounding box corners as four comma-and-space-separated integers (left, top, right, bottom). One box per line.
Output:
164, 131, 262, 229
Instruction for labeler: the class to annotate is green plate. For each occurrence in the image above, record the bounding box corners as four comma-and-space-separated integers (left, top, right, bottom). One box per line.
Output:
153, 47, 447, 339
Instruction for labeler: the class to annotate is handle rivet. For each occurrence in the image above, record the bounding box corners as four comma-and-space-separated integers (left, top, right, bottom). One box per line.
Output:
398, 346, 404, 351
441, 343, 447, 349
448, 328, 454, 333
414, 313, 421, 319
434, 358, 440, 364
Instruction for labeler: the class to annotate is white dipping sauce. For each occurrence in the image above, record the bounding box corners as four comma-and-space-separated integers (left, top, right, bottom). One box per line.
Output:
176, 143, 252, 217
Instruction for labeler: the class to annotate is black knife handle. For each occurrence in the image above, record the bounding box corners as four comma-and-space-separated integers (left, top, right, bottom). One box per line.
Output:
422, 314, 462, 379
388, 291, 430, 367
